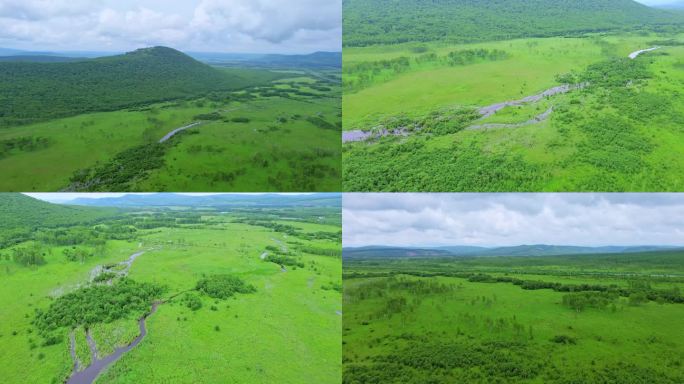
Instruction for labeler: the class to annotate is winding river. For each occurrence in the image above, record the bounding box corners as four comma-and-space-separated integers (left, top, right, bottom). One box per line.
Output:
343, 46, 662, 143
66, 250, 156, 384
158, 122, 202, 143
629, 46, 661, 59
467, 106, 554, 131
66, 303, 160, 384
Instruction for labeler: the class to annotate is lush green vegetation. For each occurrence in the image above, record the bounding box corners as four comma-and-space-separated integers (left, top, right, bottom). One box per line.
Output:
0, 136, 50, 158
343, 0, 683, 46
196, 274, 256, 299
343, 32, 684, 191
34, 278, 163, 334
343, 251, 684, 383
0, 194, 341, 383
0, 49, 341, 192
0, 47, 279, 126
0, 194, 115, 249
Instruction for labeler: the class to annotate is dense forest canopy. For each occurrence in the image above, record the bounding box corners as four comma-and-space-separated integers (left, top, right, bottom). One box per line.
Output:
0, 47, 279, 126
0, 194, 112, 230
0, 194, 114, 248
343, 0, 684, 46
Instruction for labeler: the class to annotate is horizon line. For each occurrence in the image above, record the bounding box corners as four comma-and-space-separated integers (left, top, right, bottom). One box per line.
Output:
0, 46, 342, 57
343, 244, 684, 249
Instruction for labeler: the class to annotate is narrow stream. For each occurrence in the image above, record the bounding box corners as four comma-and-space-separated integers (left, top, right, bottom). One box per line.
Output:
343, 46, 662, 143
342, 85, 583, 143
629, 46, 660, 59
466, 106, 554, 131
158, 122, 201, 143
66, 302, 160, 384
67, 250, 155, 383
69, 332, 81, 373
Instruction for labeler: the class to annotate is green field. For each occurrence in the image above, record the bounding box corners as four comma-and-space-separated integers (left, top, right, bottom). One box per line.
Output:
0, 194, 342, 383
343, 251, 684, 383
342, 31, 684, 191
0, 48, 341, 192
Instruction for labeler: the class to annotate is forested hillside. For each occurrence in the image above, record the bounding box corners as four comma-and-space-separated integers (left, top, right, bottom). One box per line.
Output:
343, 0, 683, 46
0, 47, 278, 126
0, 194, 113, 246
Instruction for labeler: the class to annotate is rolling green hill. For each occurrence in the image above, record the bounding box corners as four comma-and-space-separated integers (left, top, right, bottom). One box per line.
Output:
0, 194, 113, 231
0, 46, 280, 126
343, 0, 684, 46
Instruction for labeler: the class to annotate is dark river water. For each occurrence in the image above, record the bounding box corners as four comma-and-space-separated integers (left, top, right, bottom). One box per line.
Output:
66, 302, 159, 384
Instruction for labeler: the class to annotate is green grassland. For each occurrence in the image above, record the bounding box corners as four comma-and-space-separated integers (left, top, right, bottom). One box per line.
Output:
0, 69, 341, 192
342, 31, 684, 191
343, 252, 684, 383
0, 197, 341, 383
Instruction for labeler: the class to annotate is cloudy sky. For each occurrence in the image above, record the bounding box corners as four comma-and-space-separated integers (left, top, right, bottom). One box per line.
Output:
0, 0, 341, 53
636, 0, 678, 5
343, 194, 684, 247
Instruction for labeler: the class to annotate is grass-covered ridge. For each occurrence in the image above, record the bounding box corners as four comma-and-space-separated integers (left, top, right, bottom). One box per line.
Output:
343, 0, 683, 46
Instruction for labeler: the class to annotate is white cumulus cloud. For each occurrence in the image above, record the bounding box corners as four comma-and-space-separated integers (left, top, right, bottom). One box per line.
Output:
0, 0, 340, 53
343, 194, 684, 247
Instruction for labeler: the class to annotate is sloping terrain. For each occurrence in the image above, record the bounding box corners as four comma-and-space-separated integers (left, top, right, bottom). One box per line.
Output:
0, 194, 112, 230
0, 46, 279, 125
343, 0, 682, 46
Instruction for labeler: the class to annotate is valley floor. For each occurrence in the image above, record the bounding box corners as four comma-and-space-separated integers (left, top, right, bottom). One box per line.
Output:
0, 213, 342, 383
0, 71, 341, 192
342, 32, 684, 191
343, 254, 684, 383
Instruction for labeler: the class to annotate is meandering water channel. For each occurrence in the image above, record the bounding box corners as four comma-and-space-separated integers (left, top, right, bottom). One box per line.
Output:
342, 46, 662, 142
66, 250, 159, 384
67, 303, 160, 384
158, 122, 202, 143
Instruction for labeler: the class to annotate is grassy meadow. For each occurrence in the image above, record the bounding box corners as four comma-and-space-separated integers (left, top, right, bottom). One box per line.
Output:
342, 32, 684, 191
0, 198, 341, 383
0, 67, 341, 192
343, 252, 684, 383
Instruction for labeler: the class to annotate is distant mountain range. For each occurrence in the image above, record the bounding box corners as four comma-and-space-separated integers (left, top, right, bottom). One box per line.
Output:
189, 51, 342, 69
0, 47, 117, 59
0, 55, 84, 63
343, 244, 683, 258
0, 47, 341, 69
656, 1, 684, 10
62, 193, 341, 208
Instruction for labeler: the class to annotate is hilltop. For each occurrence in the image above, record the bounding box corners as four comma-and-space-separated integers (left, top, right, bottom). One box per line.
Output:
343, 0, 683, 46
0, 46, 278, 125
